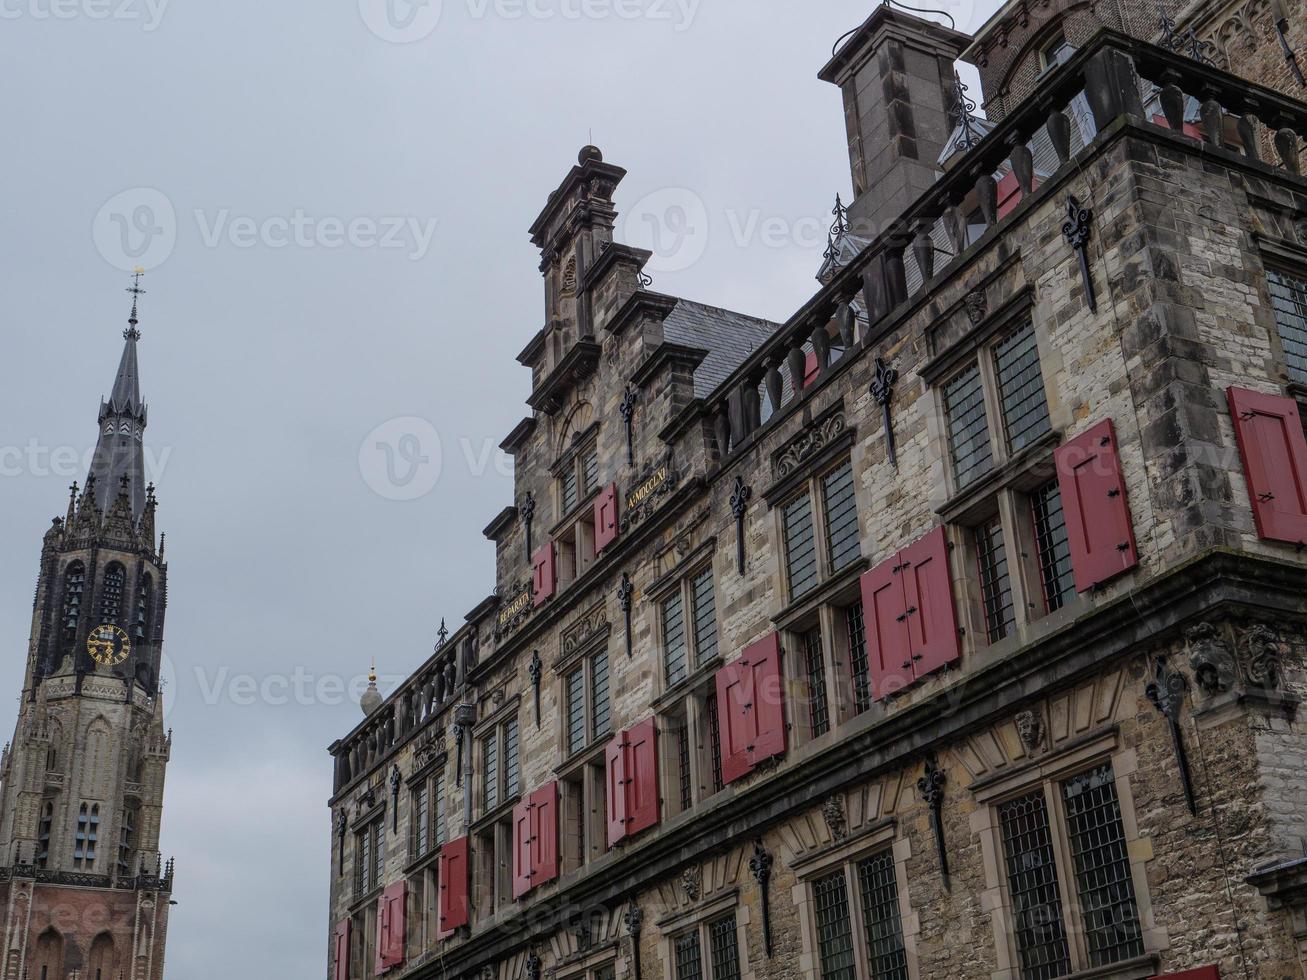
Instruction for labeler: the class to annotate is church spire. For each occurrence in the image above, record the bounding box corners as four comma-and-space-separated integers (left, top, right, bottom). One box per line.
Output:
89, 269, 151, 519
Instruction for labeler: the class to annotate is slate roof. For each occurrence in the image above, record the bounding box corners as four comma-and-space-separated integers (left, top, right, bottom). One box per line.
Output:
662, 299, 781, 400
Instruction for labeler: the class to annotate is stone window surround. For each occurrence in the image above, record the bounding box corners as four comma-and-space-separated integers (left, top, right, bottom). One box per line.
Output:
969, 727, 1165, 980
553, 633, 611, 765
551, 425, 601, 523
770, 453, 865, 606
655, 887, 754, 980
472, 699, 521, 822
790, 817, 919, 980
1254, 232, 1307, 398
647, 554, 721, 690
554, 947, 621, 980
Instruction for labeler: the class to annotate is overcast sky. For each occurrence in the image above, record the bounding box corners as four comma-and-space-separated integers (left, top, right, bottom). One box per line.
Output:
0, 2, 995, 976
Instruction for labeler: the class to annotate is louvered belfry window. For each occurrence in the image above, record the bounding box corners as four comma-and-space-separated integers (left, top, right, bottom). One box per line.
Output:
99, 564, 125, 623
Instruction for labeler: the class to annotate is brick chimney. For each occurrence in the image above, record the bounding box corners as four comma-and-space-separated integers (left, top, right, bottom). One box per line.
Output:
820, 6, 972, 237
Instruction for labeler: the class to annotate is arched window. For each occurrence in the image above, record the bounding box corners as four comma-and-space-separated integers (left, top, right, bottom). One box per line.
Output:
116, 807, 136, 876
134, 575, 153, 640
87, 933, 116, 980
36, 802, 53, 868
60, 563, 85, 637
34, 929, 62, 980
99, 564, 125, 624
74, 803, 100, 868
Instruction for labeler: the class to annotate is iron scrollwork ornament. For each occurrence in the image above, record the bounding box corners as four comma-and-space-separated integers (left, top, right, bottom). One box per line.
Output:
336, 810, 348, 876
520, 493, 536, 564
1062, 195, 1098, 313
1145, 656, 1198, 815
524, 951, 542, 980
390, 765, 403, 833
625, 904, 644, 980
619, 385, 638, 468
528, 650, 543, 727
730, 477, 753, 574
618, 574, 635, 658
750, 841, 775, 958
871, 357, 900, 468
918, 755, 950, 889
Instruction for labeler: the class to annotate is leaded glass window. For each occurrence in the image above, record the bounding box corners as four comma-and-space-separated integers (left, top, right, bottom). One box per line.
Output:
663, 593, 689, 686
413, 783, 430, 856
822, 461, 861, 573
1269, 268, 1307, 384
674, 931, 703, 980
944, 364, 994, 487
857, 851, 908, 980
433, 773, 447, 846
846, 601, 871, 715
566, 668, 586, 755
583, 449, 599, 494
706, 694, 724, 794
1032, 481, 1076, 612
998, 790, 1071, 979
678, 727, 693, 811
504, 719, 520, 798
804, 626, 830, 737
691, 567, 719, 666
975, 518, 1016, 642
994, 322, 1052, 453
783, 494, 819, 599
482, 734, 500, 812
708, 916, 742, 980
813, 870, 856, 980
591, 651, 611, 739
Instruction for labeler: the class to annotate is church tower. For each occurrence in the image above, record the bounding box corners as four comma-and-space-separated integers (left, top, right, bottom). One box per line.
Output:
0, 273, 174, 980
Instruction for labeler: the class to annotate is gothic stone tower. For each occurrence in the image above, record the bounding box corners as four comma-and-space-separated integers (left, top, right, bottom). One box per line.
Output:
0, 280, 174, 980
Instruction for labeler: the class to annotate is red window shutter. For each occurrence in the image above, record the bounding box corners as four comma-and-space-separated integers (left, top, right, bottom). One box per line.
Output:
1156, 970, 1219, 980
1054, 419, 1139, 591
714, 659, 755, 785
378, 882, 406, 970
594, 483, 620, 554
803, 351, 819, 388
624, 717, 660, 837
530, 782, 560, 886
605, 734, 629, 848
859, 556, 912, 700
512, 799, 533, 900
333, 920, 350, 980
436, 837, 469, 938
531, 543, 556, 607
1228, 387, 1307, 545
743, 633, 787, 766
899, 526, 961, 677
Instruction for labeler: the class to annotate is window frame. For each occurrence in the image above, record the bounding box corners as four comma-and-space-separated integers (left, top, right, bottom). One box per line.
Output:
1266, 263, 1307, 389
476, 713, 522, 818
558, 646, 613, 762
659, 901, 748, 980
777, 457, 864, 604
656, 560, 721, 690
551, 435, 603, 593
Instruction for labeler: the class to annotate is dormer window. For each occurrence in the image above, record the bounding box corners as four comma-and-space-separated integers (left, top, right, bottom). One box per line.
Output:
1040, 33, 1075, 71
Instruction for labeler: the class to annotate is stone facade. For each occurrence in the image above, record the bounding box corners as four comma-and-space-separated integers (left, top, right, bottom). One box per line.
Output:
327, 8, 1307, 980
0, 304, 175, 980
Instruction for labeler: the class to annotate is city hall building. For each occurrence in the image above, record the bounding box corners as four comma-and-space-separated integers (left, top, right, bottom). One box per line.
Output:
326, 2, 1307, 979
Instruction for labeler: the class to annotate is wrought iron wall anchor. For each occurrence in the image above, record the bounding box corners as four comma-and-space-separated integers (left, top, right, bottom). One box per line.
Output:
1146, 656, 1198, 815
520, 493, 536, 564
871, 357, 899, 468
524, 950, 542, 980
453, 721, 466, 788
618, 574, 635, 658
1062, 195, 1098, 313
625, 904, 644, 980
528, 650, 543, 727
918, 755, 950, 890
390, 766, 403, 833
619, 385, 638, 467
749, 841, 775, 958
1273, 2, 1306, 87
336, 810, 348, 876
730, 477, 753, 574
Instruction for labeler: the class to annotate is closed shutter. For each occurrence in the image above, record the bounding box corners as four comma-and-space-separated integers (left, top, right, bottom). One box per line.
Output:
625, 718, 659, 837
512, 799, 532, 899
379, 882, 406, 970
605, 734, 629, 848
436, 837, 469, 938
715, 658, 755, 785
531, 543, 556, 607
899, 526, 961, 677
859, 556, 912, 701
1054, 419, 1139, 591
333, 920, 350, 980
1228, 387, 1307, 545
594, 483, 620, 554
745, 633, 787, 766
531, 782, 560, 886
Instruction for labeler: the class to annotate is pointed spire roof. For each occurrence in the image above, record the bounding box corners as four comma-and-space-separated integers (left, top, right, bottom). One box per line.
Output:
89, 270, 151, 520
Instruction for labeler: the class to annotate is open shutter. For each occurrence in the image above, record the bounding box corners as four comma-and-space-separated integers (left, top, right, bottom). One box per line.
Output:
859, 556, 912, 700
512, 799, 533, 899
594, 483, 620, 554
605, 734, 629, 848
1228, 387, 1307, 545
743, 633, 787, 766
899, 526, 960, 678
531, 782, 560, 886
378, 882, 406, 970
531, 543, 556, 607
1055, 419, 1139, 591
333, 920, 350, 980
436, 837, 469, 938
625, 718, 660, 837
715, 658, 756, 785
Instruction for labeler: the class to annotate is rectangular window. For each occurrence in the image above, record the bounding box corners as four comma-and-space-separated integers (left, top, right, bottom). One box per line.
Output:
674, 931, 704, 980
356, 820, 384, 897
566, 668, 586, 755
813, 870, 856, 980
413, 783, 430, 857
433, 774, 447, 847
708, 916, 742, 980
944, 363, 994, 487
1269, 268, 1307, 384
1062, 765, 1144, 966
562, 468, 579, 513
504, 719, 520, 799
591, 651, 611, 740
975, 518, 1016, 643
783, 494, 819, 599
663, 593, 689, 686
691, 567, 719, 666
845, 601, 871, 716
994, 322, 1052, 454
998, 790, 1072, 979
583, 449, 599, 494
483, 735, 500, 812
822, 461, 861, 573
1031, 481, 1075, 612
706, 694, 724, 795
857, 852, 909, 980
677, 726, 693, 811
804, 626, 830, 737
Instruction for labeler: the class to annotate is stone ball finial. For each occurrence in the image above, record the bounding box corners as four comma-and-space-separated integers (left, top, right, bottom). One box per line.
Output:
361, 665, 382, 716
579, 145, 603, 165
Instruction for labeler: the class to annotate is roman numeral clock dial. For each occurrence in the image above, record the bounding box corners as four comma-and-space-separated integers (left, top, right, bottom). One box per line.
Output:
87, 624, 131, 667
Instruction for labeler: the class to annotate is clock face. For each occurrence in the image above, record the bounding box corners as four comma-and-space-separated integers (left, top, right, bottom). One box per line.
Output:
87, 624, 131, 667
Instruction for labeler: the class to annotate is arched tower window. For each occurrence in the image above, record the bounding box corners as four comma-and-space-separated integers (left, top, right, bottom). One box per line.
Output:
34, 929, 62, 980
87, 933, 116, 980
60, 562, 85, 638
99, 564, 125, 624
134, 575, 153, 640
116, 807, 136, 876
36, 802, 54, 868
74, 803, 100, 868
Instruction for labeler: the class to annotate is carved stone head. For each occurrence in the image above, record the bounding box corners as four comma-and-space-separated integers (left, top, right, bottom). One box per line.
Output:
822, 797, 848, 842
1015, 709, 1045, 753
1185, 622, 1237, 695
1243, 624, 1284, 690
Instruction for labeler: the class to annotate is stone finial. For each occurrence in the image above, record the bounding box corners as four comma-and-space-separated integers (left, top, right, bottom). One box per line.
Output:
361, 664, 382, 716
